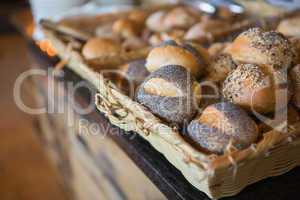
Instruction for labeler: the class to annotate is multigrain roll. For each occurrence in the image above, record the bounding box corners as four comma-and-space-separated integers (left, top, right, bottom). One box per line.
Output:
121, 59, 149, 86
146, 41, 209, 77
290, 64, 300, 109
205, 54, 237, 83
223, 64, 290, 114
82, 37, 122, 59
136, 65, 200, 126
225, 28, 295, 71
277, 16, 300, 37
187, 102, 258, 154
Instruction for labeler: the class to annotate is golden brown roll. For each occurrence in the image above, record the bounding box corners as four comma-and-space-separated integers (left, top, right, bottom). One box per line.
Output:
112, 18, 141, 39
290, 64, 300, 109
163, 7, 197, 30
82, 37, 122, 59
277, 16, 300, 37
225, 28, 295, 71
136, 65, 200, 126
145, 41, 208, 77
205, 54, 236, 83
223, 63, 290, 114
187, 102, 258, 154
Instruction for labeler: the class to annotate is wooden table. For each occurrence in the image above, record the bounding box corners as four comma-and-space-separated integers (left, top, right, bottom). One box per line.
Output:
27, 39, 300, 200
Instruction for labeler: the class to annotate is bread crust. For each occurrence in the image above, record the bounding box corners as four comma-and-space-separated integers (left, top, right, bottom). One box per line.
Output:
146, 41, 207, 77
82, 37, 122, 59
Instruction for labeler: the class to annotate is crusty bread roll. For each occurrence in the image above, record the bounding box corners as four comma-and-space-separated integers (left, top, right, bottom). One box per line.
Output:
205, 54, 236, 83
112, 18, 141, 39
187, 102, 258, 154
277, 16, 300, 37
121, 59, 149, 86
136, 65, 200, 126
290, 64, 300, 109
82, 37, 122, 59
223, 63, 290, 114
146, 41, 208, 77
225, 28, 295, 71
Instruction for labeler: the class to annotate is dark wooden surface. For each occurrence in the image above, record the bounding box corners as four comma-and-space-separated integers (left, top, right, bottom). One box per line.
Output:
28, 41, 300, 200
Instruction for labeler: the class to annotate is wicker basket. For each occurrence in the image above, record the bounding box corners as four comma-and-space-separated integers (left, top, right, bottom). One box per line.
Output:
41, 7, 300, 199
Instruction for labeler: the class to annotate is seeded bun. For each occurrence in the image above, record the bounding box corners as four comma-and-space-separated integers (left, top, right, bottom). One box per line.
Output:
187, 102, 258, 154
82, 37, 122, 59
136, 65, 200, 126
206, 54, 237, 83
223, 64, 290, 114
225, 28, 294, 71
121, 59, 149, 86
290, 64, 300, 109
112, 18, 141, 38
145, 41, 208, 77
277, 16, 300, 37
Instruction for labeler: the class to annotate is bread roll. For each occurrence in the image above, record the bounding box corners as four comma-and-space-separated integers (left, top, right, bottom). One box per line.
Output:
290, 64, 300, 109
146, 10, 168, 32
184, 18, 229, 41
136, 65, 200, 126
145, 41, 208, 77
277, 16, 300, 37
112, 18, 141, 38
163, 7, 197, 30
223, 63, 290, 114
225, 28, 294, 71
205, 54, 236, 83
187, 102, 258, 154
82, 37, 122, 59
